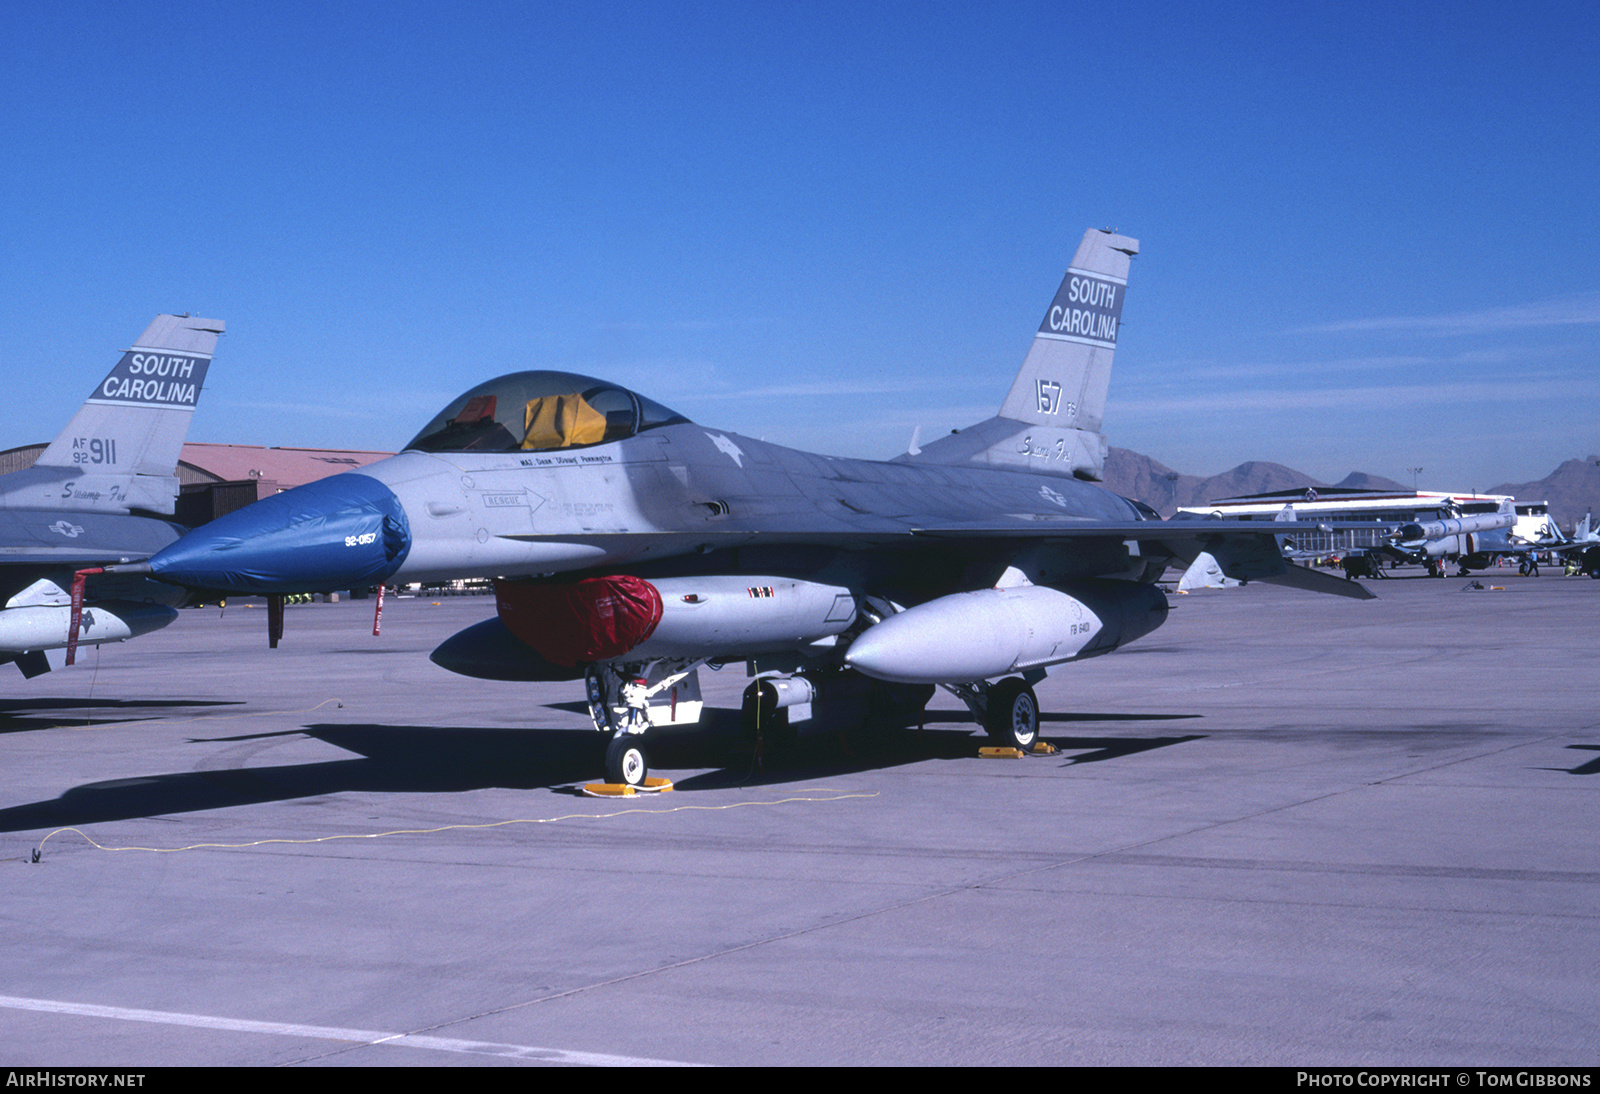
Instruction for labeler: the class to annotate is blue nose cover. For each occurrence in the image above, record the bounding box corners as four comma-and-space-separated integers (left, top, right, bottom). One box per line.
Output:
150, 473, 411, 594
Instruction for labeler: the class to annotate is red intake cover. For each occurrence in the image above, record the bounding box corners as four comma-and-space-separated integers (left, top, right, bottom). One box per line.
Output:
494, 575, 664, 665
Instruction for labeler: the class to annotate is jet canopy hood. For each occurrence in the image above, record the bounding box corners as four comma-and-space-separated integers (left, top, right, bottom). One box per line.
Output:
405, 370, 690, 454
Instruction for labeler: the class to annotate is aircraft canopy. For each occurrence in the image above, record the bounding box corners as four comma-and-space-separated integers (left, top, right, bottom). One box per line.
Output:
405, 371, 689, 453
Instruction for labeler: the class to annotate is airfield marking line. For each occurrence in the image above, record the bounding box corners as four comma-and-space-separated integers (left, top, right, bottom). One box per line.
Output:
30, 791, 878, 856
0, 994, 706, 1067
921, 729, 1600, 901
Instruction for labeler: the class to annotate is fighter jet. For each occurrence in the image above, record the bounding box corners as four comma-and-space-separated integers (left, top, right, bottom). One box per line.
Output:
0, 315, 223, 677
133, 230, 1369, 786
1379, 498, 1518, 575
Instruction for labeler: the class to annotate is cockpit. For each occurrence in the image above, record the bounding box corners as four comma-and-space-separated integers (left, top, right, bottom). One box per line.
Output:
404, 371, 690, 453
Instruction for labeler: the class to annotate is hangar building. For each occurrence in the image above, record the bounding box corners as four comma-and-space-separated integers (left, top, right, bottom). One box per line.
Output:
0, 442, 392, 526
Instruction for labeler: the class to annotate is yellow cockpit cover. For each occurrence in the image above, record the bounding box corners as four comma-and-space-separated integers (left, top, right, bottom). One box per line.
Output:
522, 394, 608, 449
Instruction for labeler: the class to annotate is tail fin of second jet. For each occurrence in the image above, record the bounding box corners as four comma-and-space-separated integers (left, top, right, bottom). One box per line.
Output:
998, 227, 1138, 439
23, 314, 224, 515
907, 228, 1138, 481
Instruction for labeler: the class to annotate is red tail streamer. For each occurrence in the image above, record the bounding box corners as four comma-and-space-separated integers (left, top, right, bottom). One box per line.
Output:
66, 568, 104, 666
373, 584, 385, 636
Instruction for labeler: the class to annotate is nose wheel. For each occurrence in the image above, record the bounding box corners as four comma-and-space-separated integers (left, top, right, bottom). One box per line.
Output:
584, 663, 697, 791
605, 734, 650, 787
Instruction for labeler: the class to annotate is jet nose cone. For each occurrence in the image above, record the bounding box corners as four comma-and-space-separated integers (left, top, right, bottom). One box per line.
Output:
149, 473, 411, 594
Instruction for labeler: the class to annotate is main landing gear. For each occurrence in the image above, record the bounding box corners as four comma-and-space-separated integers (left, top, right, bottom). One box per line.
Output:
942, 675, 1042, 752
737, 670, 938, 767
584, 659, 1045, 785
983, 677, 1040, 751
737, 669, 1044, 761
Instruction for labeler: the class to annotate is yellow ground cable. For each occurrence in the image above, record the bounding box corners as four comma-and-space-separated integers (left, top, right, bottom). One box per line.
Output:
29, 791, 878, 857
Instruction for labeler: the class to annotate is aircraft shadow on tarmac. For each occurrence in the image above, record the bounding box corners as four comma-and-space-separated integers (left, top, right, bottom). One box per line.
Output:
1558, 744, 1600, 776
0, 709, 1207, 832
0, 697, 241, 736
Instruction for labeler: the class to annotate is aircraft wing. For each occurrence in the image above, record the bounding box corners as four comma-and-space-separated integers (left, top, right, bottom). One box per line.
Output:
1502, 537, 1592, 559
906, 516, 1376, 600
906, 516, 1392, 537
906, 517, 1331, 536
491, 515, 1375, 599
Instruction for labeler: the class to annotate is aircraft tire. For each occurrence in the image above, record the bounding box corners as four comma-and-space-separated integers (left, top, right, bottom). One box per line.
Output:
985, 678, 1039, 751
605, 735, 649, 787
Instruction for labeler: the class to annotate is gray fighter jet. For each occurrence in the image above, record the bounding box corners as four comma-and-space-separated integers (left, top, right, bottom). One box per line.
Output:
134, 230, 1367, 785
1, 315, 223, 677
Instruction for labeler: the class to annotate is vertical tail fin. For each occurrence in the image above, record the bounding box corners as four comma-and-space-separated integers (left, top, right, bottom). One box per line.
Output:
27, 315, 223, 514
999, 228, 1138, 437
907, 228, 1138, 481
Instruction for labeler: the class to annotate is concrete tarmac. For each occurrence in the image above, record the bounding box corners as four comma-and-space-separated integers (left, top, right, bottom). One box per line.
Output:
2, 571, 1596, 1066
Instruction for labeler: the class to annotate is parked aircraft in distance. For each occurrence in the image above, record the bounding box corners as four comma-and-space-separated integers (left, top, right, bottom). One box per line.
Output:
1570, 514, 1600, 577
130, 230, 1370, 787
1372, 499, 1513, 575
1177, 492, 1530, 579
0, 315, 223, 677
1371, 500, 1585, 576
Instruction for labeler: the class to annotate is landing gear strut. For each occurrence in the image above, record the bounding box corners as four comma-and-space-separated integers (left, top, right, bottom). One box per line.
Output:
584, 661, 703, 788
586, 667, 651, 787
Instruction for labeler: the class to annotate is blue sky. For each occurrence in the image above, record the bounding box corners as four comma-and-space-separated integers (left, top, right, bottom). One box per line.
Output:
3, 1, 1596, 493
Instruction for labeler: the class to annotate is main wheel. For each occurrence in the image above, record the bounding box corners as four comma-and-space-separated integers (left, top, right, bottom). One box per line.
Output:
985, 678, 1039, 750
605, 735, 649, 787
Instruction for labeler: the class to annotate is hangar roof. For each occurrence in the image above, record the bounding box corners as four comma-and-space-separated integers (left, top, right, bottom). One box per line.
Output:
1, 442, 392, 491
176, 443, 393, 489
